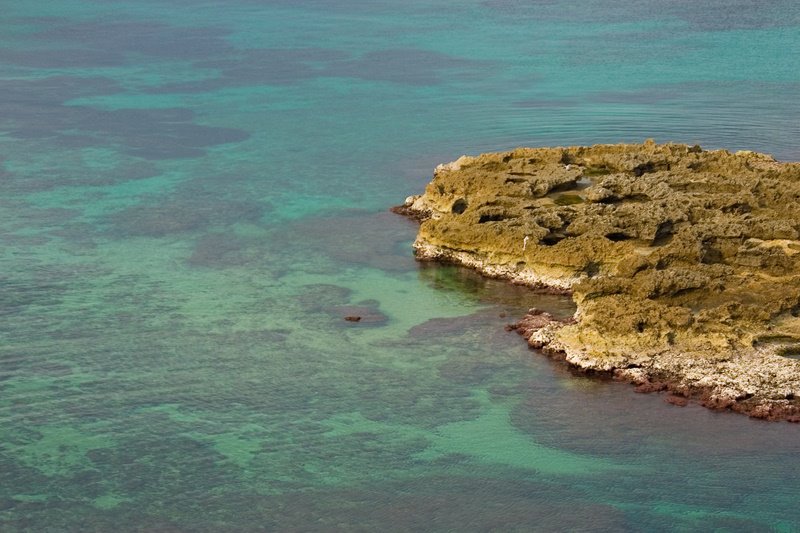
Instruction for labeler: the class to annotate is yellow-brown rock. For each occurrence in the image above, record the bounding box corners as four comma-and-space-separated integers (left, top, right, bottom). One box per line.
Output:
398, 141, 800, 421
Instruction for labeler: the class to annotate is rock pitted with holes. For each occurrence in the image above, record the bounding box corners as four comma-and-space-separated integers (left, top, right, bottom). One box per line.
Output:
396, 141, 800, 421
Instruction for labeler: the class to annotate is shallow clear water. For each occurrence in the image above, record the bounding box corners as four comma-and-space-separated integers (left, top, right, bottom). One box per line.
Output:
1, 1, 799, 530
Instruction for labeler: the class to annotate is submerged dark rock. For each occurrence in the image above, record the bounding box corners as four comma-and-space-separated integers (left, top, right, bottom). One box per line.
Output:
333, 303, 388, 326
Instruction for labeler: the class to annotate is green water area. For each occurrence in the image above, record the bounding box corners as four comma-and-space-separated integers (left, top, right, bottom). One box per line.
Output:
1, 0, 799, 530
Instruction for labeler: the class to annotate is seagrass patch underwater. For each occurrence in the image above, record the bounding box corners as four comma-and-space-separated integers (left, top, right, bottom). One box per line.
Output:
1, 0, 799, 530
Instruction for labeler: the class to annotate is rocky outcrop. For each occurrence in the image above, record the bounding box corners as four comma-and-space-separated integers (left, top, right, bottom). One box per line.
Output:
397, 141, 800, 421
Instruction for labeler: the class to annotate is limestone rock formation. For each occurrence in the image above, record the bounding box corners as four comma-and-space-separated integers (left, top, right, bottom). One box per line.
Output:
397, 141, 800, 421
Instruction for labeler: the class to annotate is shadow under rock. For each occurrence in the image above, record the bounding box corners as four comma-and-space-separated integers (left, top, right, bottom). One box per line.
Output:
417, 263, 576, 318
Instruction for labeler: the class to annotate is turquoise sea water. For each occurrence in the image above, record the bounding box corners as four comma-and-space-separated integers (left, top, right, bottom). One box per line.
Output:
1, 1, 799, 530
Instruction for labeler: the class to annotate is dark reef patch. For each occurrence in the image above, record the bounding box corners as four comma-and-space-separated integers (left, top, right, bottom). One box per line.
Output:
187, 233, 249, 268
1, 18, 234, 68
294, 284, 354, 310
321, 48, 490, 86
0, 77, 249, 160
482, 0, 800, 30
225, 477, 630, 532
0, 76, 123, 104
0, 159, 159, 194
146, 48, 346, 93
274, 210, 419, 273
145, 47, 489, 93
106, 196, 265, 237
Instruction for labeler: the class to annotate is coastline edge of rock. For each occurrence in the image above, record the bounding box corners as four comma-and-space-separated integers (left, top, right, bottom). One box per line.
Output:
394, 141, 800, 422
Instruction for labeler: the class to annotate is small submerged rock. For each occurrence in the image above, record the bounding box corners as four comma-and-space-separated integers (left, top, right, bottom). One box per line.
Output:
396, 141, 800, 421
332, 301, 388, 326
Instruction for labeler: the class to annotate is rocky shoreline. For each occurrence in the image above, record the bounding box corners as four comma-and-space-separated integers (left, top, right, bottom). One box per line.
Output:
395, 141, 800, 422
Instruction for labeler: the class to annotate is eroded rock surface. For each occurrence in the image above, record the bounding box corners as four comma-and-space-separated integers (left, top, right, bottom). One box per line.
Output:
397, 141, 800, 421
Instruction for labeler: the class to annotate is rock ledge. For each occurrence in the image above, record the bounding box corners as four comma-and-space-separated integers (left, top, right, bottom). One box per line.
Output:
397, 141, 800, 421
